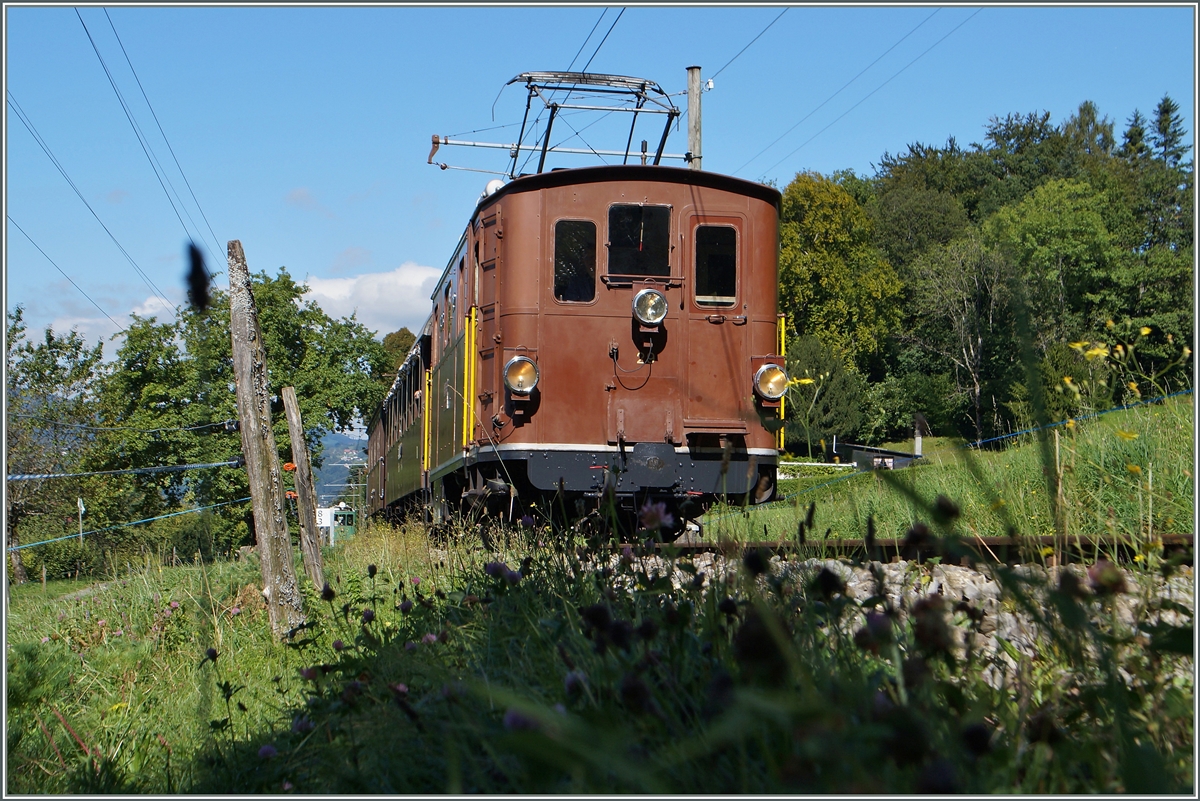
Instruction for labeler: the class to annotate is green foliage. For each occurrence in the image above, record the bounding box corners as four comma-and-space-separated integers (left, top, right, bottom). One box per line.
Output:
778, 172, 902, 371
783, 335, 866, 457
382, 327, 417, 370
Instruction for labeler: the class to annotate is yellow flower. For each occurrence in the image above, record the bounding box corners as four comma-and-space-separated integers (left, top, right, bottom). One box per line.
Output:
1114, 344, 1125, 357
1068, 341, 1088, 351
1084, 345, 1109, 360
1115, 430, 1139, 442
1066, 419, 1076, 430
108, 703, 127, 713
1106, 319, 1115, 329
1126, 464, 1142, 475
1040, 546, 1055, 557
793, 378, 815, 385
1133, 554, 1145, 563
1139, 326, 1151, 336
990, 498, 1006, 511
1127, 381, 1138, 391
1062, 375, 1073, 384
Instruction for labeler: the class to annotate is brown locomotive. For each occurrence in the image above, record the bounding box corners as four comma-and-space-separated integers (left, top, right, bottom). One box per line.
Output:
366, 74, 787, 536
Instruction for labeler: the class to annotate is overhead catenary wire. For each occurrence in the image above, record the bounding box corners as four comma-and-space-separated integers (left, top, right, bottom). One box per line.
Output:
6, 90, 177, 314
7, 216, 127, 334
103, 8, 222, 271
76, 9, 221, 275
708, 7, 789, 82
761, 8, 983, 178
734, 8, 942, 177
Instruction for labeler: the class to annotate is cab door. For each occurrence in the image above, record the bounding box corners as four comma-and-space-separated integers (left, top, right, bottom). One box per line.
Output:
683, 213, 750, 432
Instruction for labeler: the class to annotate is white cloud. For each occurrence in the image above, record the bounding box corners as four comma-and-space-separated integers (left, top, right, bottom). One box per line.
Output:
303, 262, 440, 337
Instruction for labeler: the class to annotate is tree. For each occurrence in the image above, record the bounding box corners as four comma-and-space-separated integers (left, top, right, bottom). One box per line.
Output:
5, 307, 105, 582
778, 171, 902, 372
784, 335, 867, 458
382, 327, 417, 370
1150, 94, 1188, 169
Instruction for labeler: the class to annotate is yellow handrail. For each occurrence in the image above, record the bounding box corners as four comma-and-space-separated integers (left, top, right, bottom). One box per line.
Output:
423, 368, 432, 476
777, 313, 786, 451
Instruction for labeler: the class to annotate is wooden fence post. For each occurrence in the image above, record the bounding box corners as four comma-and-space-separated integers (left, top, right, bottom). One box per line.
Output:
282, 386, 325, 588
227, 240, 306, 638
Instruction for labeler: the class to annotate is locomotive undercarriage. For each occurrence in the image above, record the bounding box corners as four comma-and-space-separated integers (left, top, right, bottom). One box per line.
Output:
426, 437, 777, 540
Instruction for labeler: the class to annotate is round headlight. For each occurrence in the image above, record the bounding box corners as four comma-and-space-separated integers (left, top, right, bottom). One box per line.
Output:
503, 356, 539, 395
632, 288, 668, 326
754, 364, 788, 400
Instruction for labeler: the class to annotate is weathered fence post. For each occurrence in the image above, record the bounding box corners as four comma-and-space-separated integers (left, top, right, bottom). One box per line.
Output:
282, 386, 325, 588
227, 240, 306, 638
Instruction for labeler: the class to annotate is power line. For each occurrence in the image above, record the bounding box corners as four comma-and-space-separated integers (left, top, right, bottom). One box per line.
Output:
579, 7, 624, 74
6, 496, 251, 552
76, 9, 221, 275
103, 8, 222, 271
567, 8, 607, 72
7, 456, 243, 482
6, 91, 178, 314
10, 413, 234, 434
6, 216, 127, 334
760, 8, 983, 178
734, 8, 941, 177
709, 8, 789, 82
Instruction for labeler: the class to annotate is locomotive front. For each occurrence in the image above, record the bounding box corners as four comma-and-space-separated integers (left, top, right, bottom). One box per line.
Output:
456, 165, 785, 533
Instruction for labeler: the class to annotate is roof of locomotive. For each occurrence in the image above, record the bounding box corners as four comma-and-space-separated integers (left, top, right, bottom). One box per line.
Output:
474, 164, 781, 217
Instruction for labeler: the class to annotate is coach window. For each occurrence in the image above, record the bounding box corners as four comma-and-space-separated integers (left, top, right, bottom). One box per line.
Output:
554, 219, 597, 302
694, 225, 737, 307
608, 205, 670, 277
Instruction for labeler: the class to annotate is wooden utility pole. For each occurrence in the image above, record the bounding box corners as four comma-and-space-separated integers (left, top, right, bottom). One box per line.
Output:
227, 240, 306, 638
687, 65, 702, 171
281, 386, 325, 588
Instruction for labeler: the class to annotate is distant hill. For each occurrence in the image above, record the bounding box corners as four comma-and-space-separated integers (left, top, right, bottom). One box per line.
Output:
313, 431, 368, 506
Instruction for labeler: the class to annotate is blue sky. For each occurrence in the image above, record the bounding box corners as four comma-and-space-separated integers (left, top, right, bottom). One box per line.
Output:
5, 4, 1195, 351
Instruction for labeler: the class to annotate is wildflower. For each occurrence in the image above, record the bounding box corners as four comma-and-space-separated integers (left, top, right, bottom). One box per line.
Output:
362, 608, 375, 624
813, 567, 846, 599
484, 561, 507, 578
911, 596, 952, 655
320, 583, 336, 602
504, 568, 522, 585
564, 670, 587, 696
291, 716, 314, 733
41, 637, 49, 644
854, 611, 893, 654
399, 600, 414, 614
404, 641, 416, 651
503, 707, 539, 731
367, 564, 377, 579
1088, 560, 1127, 595
742, 547, 768, 576
904, 522, 932, 548
389, 682, 409, 697
1126, 464, 1142, 475
206, 647, 218, 663
332, 640, 344, 651
282, 781, 294, 791
1139, 326, 1152, 336
169, 601, 179, 609
299, 667, 318, 681
98, 619, 107, 628
258, 744, 278, 759
283, 462, 296, 472
519, 515, 534, 527
1068, 341, 1087, 351
1065, 419, 1076, 431
411, 576, 421, 586
638, 500, 674, 531
1115, 429, 1139, 442
1084, 345, 1109, 360
619, 544, 634, 567
421, 632, 438, 645
794, 377, 815, 385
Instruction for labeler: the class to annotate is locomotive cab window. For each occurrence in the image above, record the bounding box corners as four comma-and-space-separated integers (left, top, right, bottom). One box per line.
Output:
554, 219, 596, 302
694, 225, 737, 307
608, 204, 670, 277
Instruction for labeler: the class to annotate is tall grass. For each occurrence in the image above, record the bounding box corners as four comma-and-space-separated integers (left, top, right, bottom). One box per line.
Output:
702, 396, 1193, 555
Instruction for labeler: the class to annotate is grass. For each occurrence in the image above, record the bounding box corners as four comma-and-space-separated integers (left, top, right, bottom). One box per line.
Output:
4, 397, 1194, 793
701, 396, 1194, 554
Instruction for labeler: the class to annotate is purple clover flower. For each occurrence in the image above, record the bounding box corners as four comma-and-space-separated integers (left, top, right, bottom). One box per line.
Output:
638, 500, 674, 532
258, 744, 278, 759
421, 632, 438, 645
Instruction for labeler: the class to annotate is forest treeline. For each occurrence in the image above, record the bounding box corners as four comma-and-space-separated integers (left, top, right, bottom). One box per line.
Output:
5, 95, 1193, 579
779, 96, 1192, 454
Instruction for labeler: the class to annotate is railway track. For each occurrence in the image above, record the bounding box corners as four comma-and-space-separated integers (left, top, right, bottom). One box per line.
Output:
658, 532, 1195, 567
